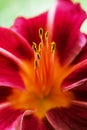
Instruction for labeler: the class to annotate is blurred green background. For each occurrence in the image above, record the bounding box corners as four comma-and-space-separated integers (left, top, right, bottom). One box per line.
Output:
0, 0, 87, 27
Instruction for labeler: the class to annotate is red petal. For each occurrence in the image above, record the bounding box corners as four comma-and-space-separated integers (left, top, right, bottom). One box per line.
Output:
13, 111, 54, 130
0, 105, 23, 130
62, 59, 87, 91
42, 118, 55, 130
12, 12, 47, 46
0, 27, 33, 60
71, 83, 87, 102
0, 86, 12, 103
49, 0, 87, 65
62, 77, 87, 102
0, 54, 25, 89
72, 40, 87, 64
46, 104, 87, 130
22, 114, 47, 130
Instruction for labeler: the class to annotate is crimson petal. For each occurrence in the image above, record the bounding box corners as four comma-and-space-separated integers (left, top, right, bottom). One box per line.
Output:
72, 39, 87, 64
12, 12, 47, 46
0, 27, 33, 60
0, 54, 25, 89
0, 105, 23, 130
42, 118, 55, 130
69, 82, 87, 103
62, 59, 87, 91
13, 111, 54, 130
0, 86, 12, 103
64, 80, 87, 102
50, 0, 87, 65
47, 104, 87, 130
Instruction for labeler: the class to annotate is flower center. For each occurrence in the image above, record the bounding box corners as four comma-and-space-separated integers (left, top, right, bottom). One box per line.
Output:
8, 28, 74, 118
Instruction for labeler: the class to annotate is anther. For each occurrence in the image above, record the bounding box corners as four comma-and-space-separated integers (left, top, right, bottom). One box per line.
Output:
32, 42, 37, 52
51, 42, 56, 53
39, 28, 43, 39
37, 52, 40, 60
45, 31, 48, 40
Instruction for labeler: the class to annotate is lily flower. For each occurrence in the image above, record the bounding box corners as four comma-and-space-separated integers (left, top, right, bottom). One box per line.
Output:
0, 0, 87, 129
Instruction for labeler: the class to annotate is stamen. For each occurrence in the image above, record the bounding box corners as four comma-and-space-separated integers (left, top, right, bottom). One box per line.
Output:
34, 60, 38, 69
32, 42, 37, 52
45, 31, 48, 42
39, 43, 42, 52
51, 42, 56, 53
32, 28, 56, 96
39, 28, 43, 39
37, 52, 40, 60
